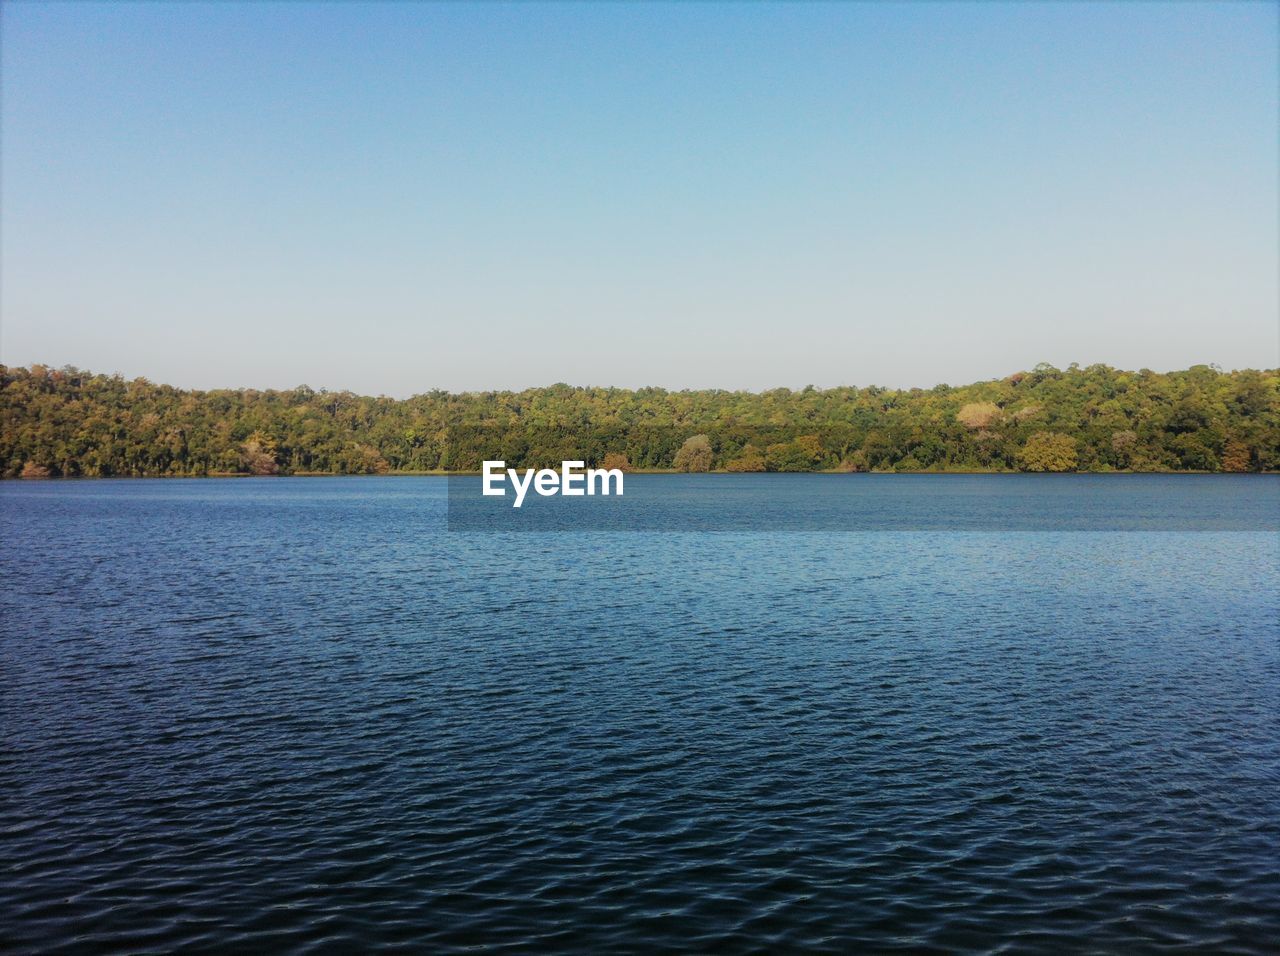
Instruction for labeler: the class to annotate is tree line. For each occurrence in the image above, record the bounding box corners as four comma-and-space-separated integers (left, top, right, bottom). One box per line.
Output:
2, 362, 1276, 478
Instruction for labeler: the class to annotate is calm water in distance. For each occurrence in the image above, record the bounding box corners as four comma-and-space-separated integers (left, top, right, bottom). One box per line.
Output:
2, 476, 1278, 953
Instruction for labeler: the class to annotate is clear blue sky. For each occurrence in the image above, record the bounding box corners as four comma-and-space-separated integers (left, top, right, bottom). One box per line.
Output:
2, 1, 1276, 396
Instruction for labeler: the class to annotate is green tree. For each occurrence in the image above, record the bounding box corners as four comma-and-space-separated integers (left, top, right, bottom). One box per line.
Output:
765, 434, 823, 472
2, 363, 1276, 478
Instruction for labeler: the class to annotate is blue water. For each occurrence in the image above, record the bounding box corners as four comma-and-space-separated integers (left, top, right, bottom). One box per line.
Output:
448, 472, 1280, 531
2, 476, 1278, 953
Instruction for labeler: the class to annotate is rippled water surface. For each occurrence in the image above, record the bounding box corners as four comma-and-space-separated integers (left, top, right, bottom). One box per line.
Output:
3, 477, 1278, 953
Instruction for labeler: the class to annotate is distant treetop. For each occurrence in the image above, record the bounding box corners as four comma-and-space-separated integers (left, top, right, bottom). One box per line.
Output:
2, 363, 1276, 477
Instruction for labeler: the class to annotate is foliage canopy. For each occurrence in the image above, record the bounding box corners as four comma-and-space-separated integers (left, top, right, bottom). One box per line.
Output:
2, 363, 1276, 477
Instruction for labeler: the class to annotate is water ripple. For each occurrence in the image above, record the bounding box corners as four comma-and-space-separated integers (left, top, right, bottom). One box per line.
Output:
1, 478, 1278, 953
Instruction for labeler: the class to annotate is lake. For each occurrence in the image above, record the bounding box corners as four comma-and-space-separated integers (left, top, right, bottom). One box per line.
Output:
2, 476, 1278, 952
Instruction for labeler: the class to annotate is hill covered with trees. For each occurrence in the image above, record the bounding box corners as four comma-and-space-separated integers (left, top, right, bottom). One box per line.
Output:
2, 363, 1276, 477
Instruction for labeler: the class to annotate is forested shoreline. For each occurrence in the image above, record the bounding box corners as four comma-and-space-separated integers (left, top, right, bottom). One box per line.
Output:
2, 363, 1276, 477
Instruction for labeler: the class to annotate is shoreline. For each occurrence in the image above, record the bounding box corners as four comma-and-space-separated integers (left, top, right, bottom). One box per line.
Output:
6, 468, 1271, 481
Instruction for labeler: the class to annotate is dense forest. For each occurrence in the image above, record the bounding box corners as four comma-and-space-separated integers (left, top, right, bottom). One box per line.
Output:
2, 363, 1277, 477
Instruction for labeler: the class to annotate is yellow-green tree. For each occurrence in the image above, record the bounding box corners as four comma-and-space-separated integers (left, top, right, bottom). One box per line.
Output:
240, 431, 280, 475
672, 435, 713, 472
956, 402, 1002, 429
1018, 432, 1078, 472
1222, 440, 1251, 473
725, 443, 765, 472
